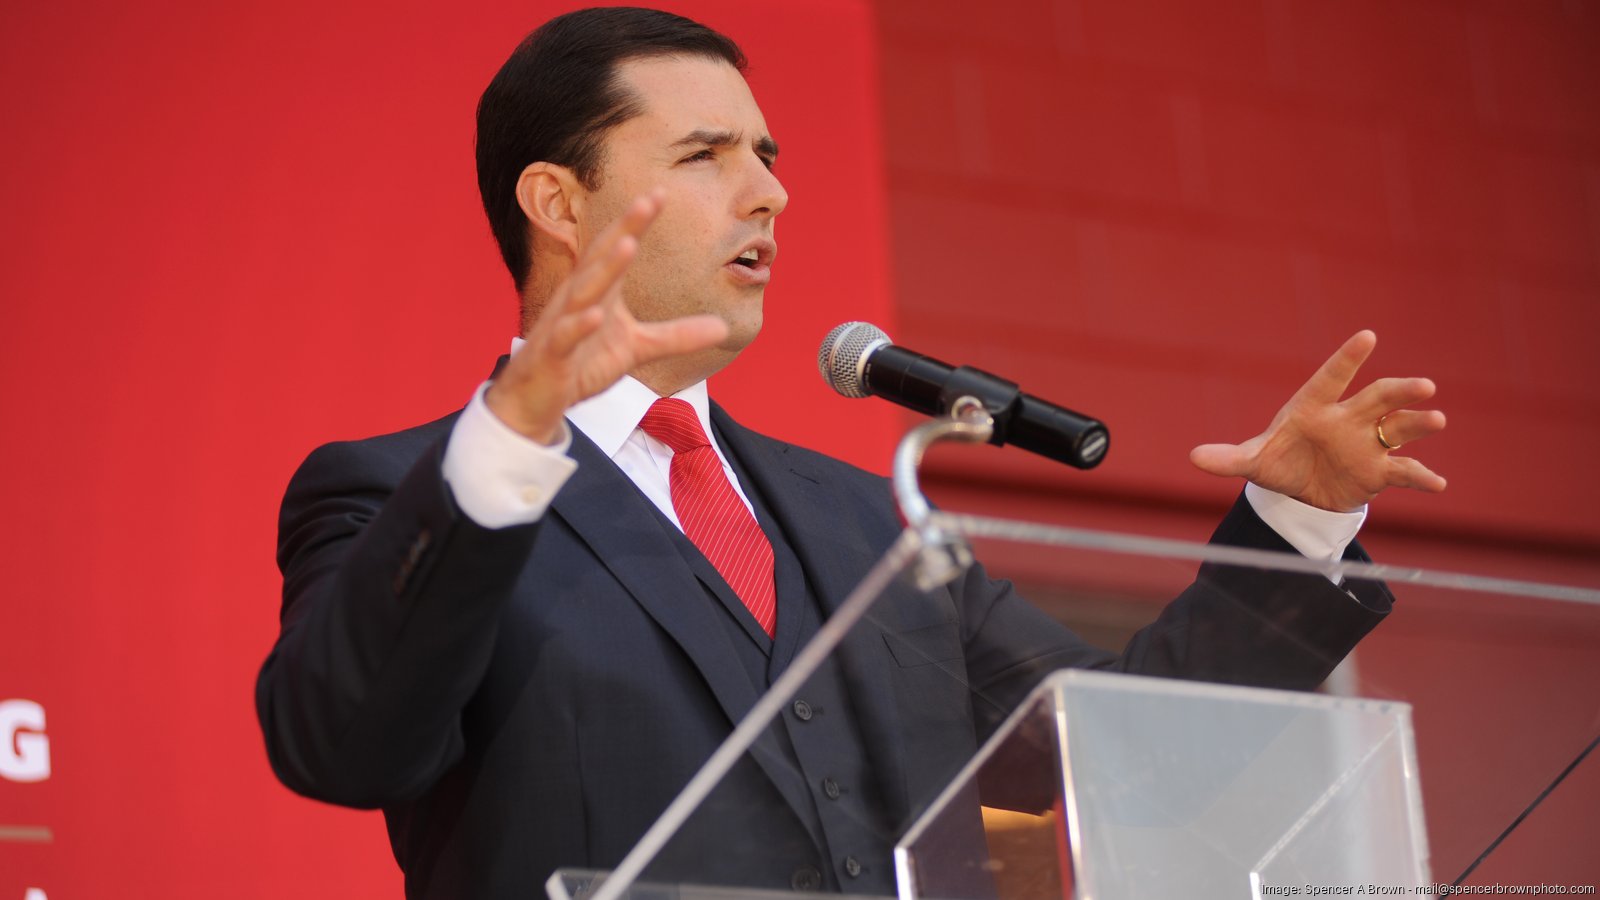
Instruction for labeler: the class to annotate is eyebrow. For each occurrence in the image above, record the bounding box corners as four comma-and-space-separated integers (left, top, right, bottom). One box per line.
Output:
669, 128, 780, 162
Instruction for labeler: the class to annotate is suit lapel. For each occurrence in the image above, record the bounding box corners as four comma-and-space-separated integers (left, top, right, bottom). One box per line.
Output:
551, 428, 757, 713
549, 422, 823, 847
710, 404, 916, 820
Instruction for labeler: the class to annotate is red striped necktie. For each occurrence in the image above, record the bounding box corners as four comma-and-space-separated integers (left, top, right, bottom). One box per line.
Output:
638, 398, 777, 637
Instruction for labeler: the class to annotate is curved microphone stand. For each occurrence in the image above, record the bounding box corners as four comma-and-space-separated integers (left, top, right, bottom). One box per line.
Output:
892, 395, 993, 590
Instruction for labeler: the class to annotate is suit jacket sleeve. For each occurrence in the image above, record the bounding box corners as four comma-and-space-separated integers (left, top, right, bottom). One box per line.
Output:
256, 431, 540, 808
954, 489, 1393, 743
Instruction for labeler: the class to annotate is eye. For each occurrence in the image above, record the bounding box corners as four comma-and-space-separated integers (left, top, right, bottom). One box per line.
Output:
680, 148, 716, 164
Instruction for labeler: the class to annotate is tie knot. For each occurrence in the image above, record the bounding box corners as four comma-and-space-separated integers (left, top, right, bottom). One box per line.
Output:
638, 397, 711, 455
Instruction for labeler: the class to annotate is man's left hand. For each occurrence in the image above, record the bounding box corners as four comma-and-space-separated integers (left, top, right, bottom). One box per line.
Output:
1188, 330, 1447, 513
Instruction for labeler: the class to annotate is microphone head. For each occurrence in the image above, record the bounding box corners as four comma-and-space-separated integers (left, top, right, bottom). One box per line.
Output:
818, 321, 892, 398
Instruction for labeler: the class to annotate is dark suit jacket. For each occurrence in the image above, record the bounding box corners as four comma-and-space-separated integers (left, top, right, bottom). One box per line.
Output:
257, 399, 1391, 898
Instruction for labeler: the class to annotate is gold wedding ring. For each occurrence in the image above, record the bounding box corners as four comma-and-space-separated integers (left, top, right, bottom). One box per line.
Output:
1376, 415, 1401, 451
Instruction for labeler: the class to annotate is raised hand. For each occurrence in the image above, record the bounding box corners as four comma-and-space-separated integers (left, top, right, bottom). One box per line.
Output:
484, 190, 729, 444
1188, 330, 1447, 512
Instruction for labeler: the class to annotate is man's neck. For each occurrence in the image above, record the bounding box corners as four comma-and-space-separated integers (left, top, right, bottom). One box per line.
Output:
629, 349, 737, 398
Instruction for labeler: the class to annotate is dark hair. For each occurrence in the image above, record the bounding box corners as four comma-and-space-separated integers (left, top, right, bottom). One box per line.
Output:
476, 7, 747, 293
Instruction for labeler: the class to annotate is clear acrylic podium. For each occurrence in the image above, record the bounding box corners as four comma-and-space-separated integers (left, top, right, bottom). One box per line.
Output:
895, 670, 1428, 898
545, 505, 1599, 900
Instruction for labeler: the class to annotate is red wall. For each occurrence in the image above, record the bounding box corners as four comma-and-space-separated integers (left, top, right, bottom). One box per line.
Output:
0, 1, 894, 895
3, 0, 1596, 895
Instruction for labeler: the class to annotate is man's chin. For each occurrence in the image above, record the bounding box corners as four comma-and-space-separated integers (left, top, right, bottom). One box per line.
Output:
718, 313, 762, 354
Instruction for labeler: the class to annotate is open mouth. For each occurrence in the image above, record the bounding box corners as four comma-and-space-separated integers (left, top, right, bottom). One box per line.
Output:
727, 239, 775, 271
724, 240, 774, 284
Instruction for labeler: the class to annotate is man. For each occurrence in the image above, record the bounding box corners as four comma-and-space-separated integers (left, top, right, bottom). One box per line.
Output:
257, 8, 1447, 898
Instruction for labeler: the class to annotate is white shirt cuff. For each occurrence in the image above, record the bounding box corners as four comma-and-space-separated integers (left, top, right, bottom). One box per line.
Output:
1244, 482, 1366, 583
441, 382, 578, 528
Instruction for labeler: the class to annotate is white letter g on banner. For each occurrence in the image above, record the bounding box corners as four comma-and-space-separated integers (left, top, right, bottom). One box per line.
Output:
0, 699, 51, 782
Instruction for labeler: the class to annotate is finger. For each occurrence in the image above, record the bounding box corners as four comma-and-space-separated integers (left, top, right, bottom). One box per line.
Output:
629, 315, 731, 365
559, 235, 638, 317
1189, 442, 1254, 479
1347, 376, 1437, 418
1297, 330, 1377, 404
576, 188, 664, 268
1386, 455, 1447, 493
1372, 409, 1446, 448
545, 190, 663, 318
544, 305, 606, 359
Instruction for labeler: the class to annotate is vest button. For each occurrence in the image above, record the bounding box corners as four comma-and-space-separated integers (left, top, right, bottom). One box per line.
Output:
822, 777, 840, 800
791, 865, 823, 891
792, 699, 813, 721
844, 856, 862, 878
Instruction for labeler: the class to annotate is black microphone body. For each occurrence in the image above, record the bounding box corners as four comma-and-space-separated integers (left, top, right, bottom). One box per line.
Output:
836, 331, 1110, 469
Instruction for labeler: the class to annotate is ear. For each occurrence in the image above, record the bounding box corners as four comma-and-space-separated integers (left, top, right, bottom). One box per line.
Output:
516, 161, 583, 259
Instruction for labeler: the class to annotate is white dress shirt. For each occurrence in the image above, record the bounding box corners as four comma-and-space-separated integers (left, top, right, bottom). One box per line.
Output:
441, 339, 753, 531
441, 340, 1365, 577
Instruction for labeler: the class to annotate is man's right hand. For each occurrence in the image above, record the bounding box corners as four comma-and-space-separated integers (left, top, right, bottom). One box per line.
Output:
485, 189, 729, 444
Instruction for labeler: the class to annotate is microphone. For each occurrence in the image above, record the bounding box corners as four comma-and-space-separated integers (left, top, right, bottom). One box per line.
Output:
818, 321, 1110, 469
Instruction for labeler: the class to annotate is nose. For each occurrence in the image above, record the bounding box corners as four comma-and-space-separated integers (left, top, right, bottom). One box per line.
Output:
741, 154, 788, 221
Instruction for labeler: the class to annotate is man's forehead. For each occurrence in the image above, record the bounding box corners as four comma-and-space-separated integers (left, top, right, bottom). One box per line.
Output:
614, 55, 771, 145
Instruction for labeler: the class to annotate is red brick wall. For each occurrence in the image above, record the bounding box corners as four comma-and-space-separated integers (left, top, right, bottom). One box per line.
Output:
873, 0, 1600, 887
876, 0, 1599, 543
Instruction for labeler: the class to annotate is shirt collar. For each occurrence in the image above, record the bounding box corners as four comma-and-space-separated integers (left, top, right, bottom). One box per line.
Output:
509, 337, 714, 461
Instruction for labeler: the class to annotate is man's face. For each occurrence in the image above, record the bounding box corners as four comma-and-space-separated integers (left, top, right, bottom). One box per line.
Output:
579, 55, 787, 365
